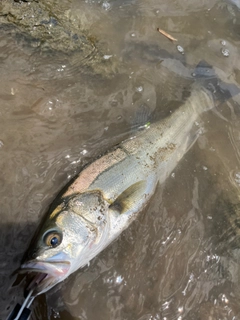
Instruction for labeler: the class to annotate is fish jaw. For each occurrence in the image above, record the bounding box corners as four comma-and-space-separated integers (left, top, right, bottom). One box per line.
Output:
19, 259, 71, 295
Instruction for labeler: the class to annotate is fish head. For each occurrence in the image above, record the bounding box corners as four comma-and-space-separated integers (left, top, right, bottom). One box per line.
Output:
20, 190, 109, 295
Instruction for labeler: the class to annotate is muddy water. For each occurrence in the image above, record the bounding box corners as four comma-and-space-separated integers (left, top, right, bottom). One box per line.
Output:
1, 0, 240, 319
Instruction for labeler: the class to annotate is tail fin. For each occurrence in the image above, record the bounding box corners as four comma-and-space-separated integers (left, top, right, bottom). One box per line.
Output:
193, 60, 240, 103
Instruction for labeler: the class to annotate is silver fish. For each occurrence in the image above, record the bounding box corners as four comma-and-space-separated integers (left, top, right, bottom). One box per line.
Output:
19, 84, 214, 295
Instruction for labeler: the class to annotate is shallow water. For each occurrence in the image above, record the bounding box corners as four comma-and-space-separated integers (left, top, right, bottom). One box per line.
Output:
1, 0, 240, 319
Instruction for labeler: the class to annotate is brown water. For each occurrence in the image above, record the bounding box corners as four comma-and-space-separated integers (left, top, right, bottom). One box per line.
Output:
1, 0, 240, 319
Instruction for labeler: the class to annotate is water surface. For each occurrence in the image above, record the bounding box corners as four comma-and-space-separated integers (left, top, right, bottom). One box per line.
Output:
1, 0, 240, 319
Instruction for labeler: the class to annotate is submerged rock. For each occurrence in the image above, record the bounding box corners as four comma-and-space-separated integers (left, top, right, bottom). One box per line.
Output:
0, 0, 118, 77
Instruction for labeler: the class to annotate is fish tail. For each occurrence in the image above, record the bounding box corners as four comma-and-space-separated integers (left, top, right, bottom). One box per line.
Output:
193, 60, 240, 105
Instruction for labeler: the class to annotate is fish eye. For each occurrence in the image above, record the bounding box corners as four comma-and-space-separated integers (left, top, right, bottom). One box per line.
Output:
43, 231, 62, 248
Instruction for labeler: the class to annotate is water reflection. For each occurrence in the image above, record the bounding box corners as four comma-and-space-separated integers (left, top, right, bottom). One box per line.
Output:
1, 0, 240, 319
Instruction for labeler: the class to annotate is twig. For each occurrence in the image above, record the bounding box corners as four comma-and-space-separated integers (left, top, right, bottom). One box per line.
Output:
157, 28, 177, 42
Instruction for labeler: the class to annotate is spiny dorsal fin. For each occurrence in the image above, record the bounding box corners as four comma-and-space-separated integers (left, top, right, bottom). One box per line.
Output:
109, 180, 146, 214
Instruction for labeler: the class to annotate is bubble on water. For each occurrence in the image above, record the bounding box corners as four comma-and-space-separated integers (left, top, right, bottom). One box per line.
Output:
136, 86, 143, 92
131, 32, 136, 37
221, 48, 230, 57
102, 1, 111, 10
203, 166, 208, 171
177, 45, 184, 54
65, 154, 70, 159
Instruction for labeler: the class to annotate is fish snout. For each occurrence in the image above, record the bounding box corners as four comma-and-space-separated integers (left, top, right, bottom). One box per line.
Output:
19, 259, 71, 295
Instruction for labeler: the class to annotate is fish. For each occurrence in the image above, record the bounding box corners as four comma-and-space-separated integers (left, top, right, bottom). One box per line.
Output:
18, 77, 228, 296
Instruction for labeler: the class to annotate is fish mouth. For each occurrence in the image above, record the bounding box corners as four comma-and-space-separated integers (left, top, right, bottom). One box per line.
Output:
18, 260, 71, 295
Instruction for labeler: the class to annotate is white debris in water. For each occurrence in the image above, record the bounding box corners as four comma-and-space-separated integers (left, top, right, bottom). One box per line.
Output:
221, 48, 230, 57
102, 1, 111, 10
131, 32, 136, 37
221, 294, 229, 304
0, 140, 3, 148
182, 273, 194, 296
81, 149, 88, 155
178, 306, 183, 313
177, 45, 184, 54
221, 40, 227, 46
136, 86, 143, 92
206, 254, 220, 263
235, 172, 240, 185
171, 172, 175, 178
52, 310, 60, 319
202, 166, 208, 171
103, 54, 112, 60
106, 277, 113, 284
11, 88, 16, 95
48, 100, 54, 110
162, 301, 170, 310
71, 159, 81, 165
115, 275, 123, 284
65, 154, 70, 159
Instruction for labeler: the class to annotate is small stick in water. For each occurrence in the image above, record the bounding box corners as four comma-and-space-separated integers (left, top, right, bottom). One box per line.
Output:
157, 28, 177, 41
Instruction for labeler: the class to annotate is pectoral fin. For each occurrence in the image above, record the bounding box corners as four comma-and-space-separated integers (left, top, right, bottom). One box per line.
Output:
109, 180, 147, 214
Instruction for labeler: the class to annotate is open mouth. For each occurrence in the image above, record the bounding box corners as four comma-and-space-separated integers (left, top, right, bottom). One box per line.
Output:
18, 260, 71, 295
